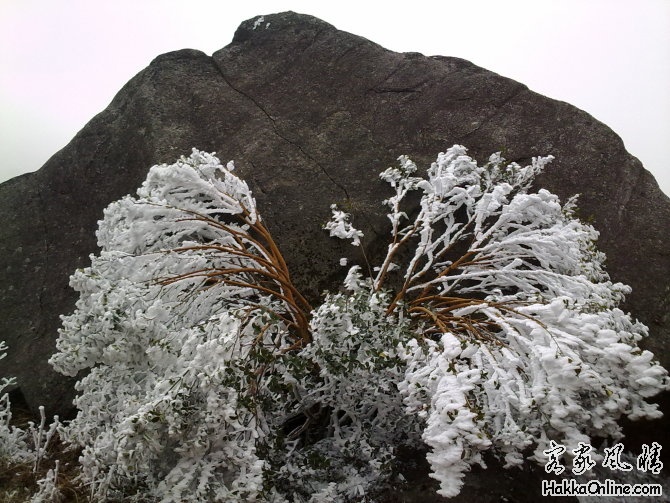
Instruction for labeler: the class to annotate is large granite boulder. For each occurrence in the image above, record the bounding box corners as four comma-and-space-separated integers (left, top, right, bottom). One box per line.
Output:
1, 11, 668, 500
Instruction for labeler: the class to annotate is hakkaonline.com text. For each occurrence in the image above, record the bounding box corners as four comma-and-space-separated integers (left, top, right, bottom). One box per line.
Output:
542, 478, 662, 497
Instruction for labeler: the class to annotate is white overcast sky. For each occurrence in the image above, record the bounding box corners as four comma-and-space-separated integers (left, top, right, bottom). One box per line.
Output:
1, 0, 669, 196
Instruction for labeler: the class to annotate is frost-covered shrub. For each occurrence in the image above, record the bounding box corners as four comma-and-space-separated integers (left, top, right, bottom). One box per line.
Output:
49, 147, 668, 501
50, 151, 300, 501
1, 341, 63, 502
329, 146, 669, 496
268, 271, 420, 500
0, 341, 31, 464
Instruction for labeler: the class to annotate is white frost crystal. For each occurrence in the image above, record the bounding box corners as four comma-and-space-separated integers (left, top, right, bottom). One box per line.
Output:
48, 146, 667, 501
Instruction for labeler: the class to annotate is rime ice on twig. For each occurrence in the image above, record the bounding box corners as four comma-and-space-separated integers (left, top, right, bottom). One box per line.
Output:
48, 146, 668, 501
330, 145, 668, 497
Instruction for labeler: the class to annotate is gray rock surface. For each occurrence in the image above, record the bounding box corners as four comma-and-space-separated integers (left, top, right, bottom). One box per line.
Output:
1, 11, 667, 500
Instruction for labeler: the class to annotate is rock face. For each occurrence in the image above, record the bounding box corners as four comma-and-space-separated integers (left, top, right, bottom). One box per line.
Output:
1, 11, 668, 500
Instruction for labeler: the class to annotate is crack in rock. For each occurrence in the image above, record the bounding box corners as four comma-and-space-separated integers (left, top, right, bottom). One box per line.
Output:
211, 60, 350, 201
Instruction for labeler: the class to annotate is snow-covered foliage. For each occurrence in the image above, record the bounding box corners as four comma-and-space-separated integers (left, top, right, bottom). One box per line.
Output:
1, 342, 63, 502
47, 147, 668, 501
271, 277, 419, 501
30, 459, 63, 503
0, 341, 32, 463
329, 145, 668, 496
50, 151, 306, 501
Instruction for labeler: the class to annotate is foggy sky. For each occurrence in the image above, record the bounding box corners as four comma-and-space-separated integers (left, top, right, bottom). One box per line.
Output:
1, 0, 668, 196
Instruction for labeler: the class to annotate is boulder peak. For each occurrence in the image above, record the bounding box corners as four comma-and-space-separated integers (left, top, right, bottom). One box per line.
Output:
231, 11, 337, 44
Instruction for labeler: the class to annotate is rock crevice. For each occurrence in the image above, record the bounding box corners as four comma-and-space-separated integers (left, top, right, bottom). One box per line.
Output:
212, 58, 350, 200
